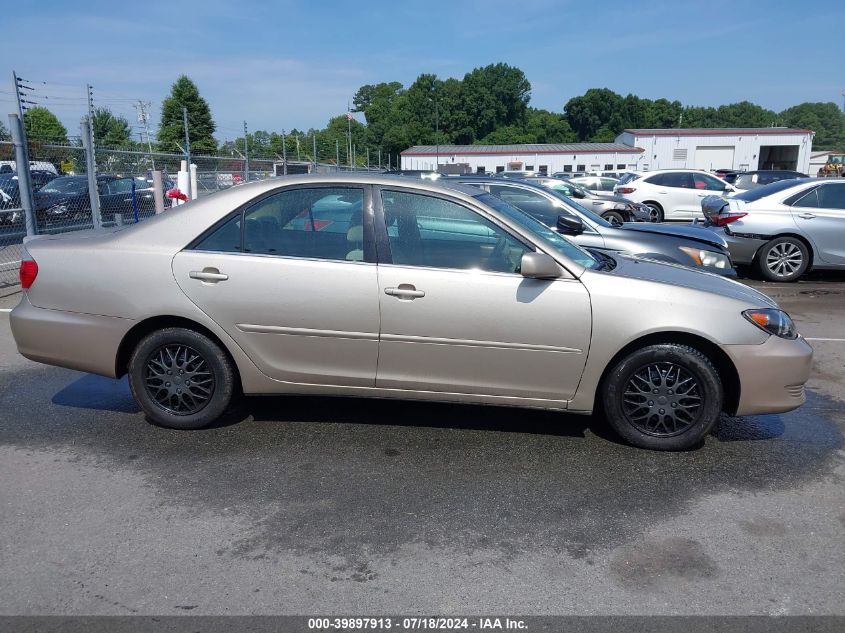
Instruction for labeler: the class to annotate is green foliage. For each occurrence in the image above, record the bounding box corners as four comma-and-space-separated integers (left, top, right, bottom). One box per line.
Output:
780, 102, 845, 150
157, 75, 217, 153
23, 106, 68, 144
92, 107, 133, 148
0, 120, 10, 142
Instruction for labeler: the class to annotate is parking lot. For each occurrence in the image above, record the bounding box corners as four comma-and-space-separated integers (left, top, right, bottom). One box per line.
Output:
0, 272, 842, 616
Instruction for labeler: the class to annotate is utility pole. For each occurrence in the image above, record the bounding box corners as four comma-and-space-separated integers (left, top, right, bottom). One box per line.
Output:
347, 104, 353, 168
295, 135, 300, 161
312, 134, 317, 171
8, 114, 36, 236
87, 84, 96, 171
11, 71, 33, 177
80, 118, 102, 230
378, 148, 381, 169
336, 139, 340, 168
387, 152, 391, 171
182, 106, 192, 199
243, 120, 249, 183
281, 129, 287, 175
366, 147, 370, 170
133, 100, 155, 169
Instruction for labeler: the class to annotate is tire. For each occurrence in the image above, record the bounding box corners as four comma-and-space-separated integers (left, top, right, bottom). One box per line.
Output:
603, 210, 625, 226
601, 344, 723, 451
643, 202, 664, 223
756, 236, 809, 282
128, 327, 236, 430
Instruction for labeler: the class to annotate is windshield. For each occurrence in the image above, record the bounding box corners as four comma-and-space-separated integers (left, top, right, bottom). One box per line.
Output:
542, 188, 613, 228
616, 172, 639, 185
475, 193, 600, 270
543, 179, 591, 197
40, 177, 87, 195
732, 178, 813, 203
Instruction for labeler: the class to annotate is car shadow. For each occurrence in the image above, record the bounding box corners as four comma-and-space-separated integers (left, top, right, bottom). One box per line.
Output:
49, 372, 789, 447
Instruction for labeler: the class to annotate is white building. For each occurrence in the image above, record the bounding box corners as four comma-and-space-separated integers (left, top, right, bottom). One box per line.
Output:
399, 143, 644, 175
615, 128, 814, 173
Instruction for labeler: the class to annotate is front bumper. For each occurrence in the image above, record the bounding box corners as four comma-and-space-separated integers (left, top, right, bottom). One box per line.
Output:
723, 335, 813, 416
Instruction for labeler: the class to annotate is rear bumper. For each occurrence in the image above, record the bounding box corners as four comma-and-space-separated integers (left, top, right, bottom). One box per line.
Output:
10, 296, 133, 378
723, 335, 813, 416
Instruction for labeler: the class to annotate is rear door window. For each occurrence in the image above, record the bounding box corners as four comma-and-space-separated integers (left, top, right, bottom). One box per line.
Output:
816, 184, 845, 210
660, 172, 694, 189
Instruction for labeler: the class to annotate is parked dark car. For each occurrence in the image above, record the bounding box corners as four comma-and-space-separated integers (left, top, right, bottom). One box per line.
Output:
524, 176, 654, 223
0, 171, 58, 225
35, 175, 174, 226
732, 170, 807, 191
448, 177, 735, 276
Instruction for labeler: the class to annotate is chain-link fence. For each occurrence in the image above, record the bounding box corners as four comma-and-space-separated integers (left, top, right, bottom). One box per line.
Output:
0, 135, 385, 288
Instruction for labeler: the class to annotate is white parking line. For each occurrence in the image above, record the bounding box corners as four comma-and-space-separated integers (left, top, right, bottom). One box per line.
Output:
805, 337, 845, 342
0, 308, 11, 313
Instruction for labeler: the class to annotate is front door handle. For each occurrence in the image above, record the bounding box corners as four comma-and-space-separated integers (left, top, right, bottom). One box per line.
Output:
797, 213, 816, 219
384, 284, 425, 299
189, 268, 229, 282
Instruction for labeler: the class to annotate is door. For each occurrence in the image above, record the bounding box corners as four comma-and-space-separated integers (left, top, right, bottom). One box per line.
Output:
790, 183, 845, 264
691, 172, 732, 218
374, 187, 591, 401
172, 185, 380, 387
694, 146, 735, 171
651, 172, 697, 219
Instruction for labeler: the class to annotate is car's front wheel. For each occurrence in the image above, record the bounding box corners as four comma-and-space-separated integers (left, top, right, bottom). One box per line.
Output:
128, 327, 236, 429
603, 210, 625, 225
643, 202, 664, 223
601, 344, 723, 450
756, 236, 809, 282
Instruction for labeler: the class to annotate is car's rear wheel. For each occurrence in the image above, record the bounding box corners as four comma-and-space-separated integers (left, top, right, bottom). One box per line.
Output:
603, 210, 625, 226
128, 327, 236, 430
756, 236, 809, 282
643, 202, 664, 222
601, 344, 723, 451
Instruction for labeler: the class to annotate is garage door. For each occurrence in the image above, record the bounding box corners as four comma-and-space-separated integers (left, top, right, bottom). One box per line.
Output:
694, 146, 735, 171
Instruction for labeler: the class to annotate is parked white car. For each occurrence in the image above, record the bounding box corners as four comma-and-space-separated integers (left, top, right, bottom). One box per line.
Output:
614, 170, 736, 221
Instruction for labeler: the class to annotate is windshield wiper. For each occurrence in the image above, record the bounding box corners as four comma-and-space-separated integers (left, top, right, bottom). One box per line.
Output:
587, 248, 616, 271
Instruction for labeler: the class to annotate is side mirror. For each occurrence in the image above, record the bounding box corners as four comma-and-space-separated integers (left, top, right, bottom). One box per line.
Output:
520, 252, 562, 279
557, 214, 584, 235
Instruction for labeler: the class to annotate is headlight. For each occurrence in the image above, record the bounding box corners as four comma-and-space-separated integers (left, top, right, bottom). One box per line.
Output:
678, 246, 730, 269
48, 204, 68, 215
743, 309, 798, 339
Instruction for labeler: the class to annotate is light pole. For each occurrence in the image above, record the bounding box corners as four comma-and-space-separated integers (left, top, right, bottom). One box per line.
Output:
430, 78, 440, 172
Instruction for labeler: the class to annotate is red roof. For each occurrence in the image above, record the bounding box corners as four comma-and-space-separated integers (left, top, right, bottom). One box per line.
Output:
623, 127, 813, 137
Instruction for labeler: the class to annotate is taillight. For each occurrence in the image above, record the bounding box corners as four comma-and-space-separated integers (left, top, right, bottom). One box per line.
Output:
20, 259, 38, 289
709, 212, 747, 226
617, 187, 636, 194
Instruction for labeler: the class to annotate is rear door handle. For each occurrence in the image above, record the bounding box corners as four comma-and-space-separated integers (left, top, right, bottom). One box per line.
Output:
385, 285, 425, 299
189, 268, 228, 282
797, 213, 816, 219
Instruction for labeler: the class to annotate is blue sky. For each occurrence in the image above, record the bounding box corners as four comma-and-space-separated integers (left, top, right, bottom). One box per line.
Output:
5, 0, 843, 142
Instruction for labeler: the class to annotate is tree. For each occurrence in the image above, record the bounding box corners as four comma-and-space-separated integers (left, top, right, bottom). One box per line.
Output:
564, 88, 626, 141
23, 106, 68, 144
157, 75, 217, 153
462, 63, 531, 140
0, 120, 9, 142
779, 102, 845, 150
91, 107, 132, 148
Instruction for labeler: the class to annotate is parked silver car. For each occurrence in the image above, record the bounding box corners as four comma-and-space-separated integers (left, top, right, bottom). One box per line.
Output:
703, 178, 845, 281
11, 174, 812, 450
524, 176, 654, 223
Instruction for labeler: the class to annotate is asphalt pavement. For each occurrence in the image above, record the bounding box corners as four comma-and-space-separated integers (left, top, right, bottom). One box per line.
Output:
0, 277, 843, 616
